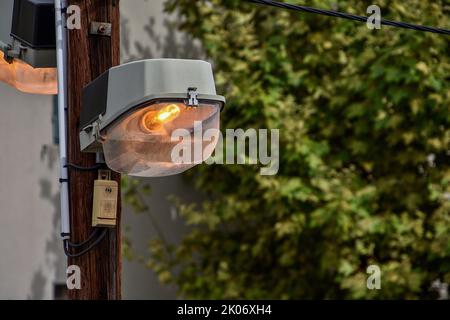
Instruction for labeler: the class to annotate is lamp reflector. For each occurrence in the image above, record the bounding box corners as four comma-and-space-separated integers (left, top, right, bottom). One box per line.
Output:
102, 102, 221, 177
0, 51, 57, 94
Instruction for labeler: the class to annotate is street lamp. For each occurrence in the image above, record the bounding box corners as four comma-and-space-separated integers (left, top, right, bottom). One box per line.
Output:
80, 59, 226, 177
0, 0, 57, 94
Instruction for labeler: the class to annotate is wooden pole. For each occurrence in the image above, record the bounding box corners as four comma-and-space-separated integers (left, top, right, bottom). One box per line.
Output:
67, 0, 121, 300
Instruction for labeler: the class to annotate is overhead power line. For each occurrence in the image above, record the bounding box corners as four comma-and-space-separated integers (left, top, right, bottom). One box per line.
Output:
244, 0, 450, 36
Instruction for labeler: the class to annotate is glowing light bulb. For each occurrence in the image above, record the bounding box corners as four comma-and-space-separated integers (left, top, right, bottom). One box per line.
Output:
141, 104, 182, 132
156, 104, 181, 122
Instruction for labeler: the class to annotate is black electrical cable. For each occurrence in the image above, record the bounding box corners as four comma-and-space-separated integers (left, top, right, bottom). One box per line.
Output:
63, 228, 108, 258
65, 163, 105, 172
244, 0, 450, 36
66, 228, 101, 248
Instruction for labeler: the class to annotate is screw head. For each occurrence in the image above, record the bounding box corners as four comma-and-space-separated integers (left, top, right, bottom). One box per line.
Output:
98, 24, 106, 34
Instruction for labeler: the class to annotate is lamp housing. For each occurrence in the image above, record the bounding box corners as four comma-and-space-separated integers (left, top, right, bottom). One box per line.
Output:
0, 0, 57, 94
80, 59, 226, 177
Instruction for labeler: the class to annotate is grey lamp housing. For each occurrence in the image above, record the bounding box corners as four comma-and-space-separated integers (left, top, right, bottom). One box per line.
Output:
80, 59, 226, 177
0, 0, 56, 68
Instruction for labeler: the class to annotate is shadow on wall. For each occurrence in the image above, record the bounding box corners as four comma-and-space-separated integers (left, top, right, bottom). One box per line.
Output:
27, 268, 46, 300
28, 144, 63, 300
121, 15, 204, 63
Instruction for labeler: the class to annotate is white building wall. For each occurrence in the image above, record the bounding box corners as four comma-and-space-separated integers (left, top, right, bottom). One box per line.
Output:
0, 0, 198, 300
0, 85, 61, 299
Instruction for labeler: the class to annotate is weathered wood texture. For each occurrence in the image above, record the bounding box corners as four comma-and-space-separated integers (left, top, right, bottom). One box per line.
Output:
67, 0, 121, 300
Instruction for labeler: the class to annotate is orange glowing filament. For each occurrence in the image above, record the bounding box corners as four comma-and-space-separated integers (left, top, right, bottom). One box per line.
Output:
156, 104, 181, 123
142, 104, 181, 132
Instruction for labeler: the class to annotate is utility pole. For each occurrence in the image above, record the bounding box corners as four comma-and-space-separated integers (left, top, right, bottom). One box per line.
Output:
66, 0, 121, 300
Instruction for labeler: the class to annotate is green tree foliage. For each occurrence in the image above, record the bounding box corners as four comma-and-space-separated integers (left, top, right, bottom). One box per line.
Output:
144, 0, 450, 299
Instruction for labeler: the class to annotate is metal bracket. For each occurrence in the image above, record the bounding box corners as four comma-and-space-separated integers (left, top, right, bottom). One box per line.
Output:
98, 169, 111, 181
82, 115, 104, 142
187, 87, 199, 107
92, 121, 101, 140
0, 41, 22, 64
90, 22, 112, 36
0, 41, 10, 55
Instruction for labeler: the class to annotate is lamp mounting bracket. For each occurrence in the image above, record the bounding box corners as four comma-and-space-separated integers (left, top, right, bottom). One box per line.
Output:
0, 41, 23, 64
90, 22, 112, 36
82, 116, 104, 141
187, 87, 199, 107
